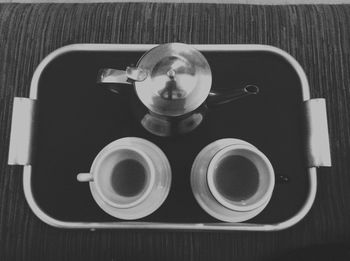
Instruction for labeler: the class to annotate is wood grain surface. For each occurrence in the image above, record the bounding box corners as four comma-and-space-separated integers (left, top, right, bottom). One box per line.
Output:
0, 3, 350, 261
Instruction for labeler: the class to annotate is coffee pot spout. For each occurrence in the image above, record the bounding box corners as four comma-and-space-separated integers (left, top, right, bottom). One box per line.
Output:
97, 67, 148, 93
207, 85, 259, 106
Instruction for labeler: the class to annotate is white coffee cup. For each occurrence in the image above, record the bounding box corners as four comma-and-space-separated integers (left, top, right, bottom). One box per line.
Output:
191, 138, 275, 222
207, 144, 274, 212
77, 137, 171, 220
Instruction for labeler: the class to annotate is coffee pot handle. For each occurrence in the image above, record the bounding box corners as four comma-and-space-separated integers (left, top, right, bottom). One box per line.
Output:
77, 173, 94, 182
97, 67, 148, 94
207, 85, 259, 106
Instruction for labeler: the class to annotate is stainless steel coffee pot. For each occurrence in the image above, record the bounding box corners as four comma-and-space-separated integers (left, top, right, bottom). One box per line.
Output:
97, 43, 258, 136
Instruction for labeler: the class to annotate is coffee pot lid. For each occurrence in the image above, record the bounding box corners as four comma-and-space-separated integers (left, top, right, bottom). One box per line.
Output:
134, 43, 212, 117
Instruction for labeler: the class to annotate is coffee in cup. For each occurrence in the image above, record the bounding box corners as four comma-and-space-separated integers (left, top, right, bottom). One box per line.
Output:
77, 137, 171, 220
191, 138, 275, 222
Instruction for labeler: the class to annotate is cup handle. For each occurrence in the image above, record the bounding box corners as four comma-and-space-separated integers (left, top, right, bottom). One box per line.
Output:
77, 173, 94, 182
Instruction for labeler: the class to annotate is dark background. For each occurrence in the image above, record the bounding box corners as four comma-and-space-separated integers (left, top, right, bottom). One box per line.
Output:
0, 3, 350, 261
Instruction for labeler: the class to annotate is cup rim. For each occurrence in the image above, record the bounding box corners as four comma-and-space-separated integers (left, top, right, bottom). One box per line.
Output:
91, 145, 156, 209
207, 144, 275, 212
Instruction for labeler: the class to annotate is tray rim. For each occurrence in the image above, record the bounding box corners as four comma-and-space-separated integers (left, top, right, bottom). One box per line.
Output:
23, 44, 318, 231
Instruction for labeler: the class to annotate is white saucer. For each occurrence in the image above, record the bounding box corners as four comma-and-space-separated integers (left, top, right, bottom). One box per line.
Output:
89, 138, 172, 220
191, 138, 273, 222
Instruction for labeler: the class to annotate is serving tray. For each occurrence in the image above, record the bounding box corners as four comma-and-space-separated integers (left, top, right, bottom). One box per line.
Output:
8, 44, 331, 231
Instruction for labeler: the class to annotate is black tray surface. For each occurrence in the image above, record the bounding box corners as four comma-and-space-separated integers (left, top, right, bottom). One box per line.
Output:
32, 50, 307, 223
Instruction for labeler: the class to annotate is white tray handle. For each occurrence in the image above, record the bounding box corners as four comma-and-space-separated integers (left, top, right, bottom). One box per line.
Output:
8, 97, 37, 166
304, 98, 332, 167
